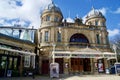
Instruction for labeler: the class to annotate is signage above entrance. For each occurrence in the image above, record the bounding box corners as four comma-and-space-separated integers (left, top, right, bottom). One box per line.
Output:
53, 50, 115, 58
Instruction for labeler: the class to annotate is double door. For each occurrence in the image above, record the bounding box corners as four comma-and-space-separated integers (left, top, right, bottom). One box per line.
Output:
71, 58, 83, 72
71, 58, 91, 72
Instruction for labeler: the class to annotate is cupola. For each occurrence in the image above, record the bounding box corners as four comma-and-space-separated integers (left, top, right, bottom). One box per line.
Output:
85, 7, 106, 26
41, 1, 63, 27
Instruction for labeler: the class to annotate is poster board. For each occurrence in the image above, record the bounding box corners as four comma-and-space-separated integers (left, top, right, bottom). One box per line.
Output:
115, 63, 120, 74
50, 63, 59, 78
98, 59, 104, 73
7, 70, 12, 77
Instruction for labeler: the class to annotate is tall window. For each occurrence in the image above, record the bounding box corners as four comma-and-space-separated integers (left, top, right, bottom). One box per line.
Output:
106, 35, 109, 44
8, 57, 13, 69
96, 34, 100, 44
14, 58, 17, 69
57, 31, 61, 42
45, 31, 49, 42
40, 32, 42, 43
102, 22, 105, 26
95, 21, 98, 26
46, 15, 50, 21
54, 16, 59, 22
24, 56, 30, 67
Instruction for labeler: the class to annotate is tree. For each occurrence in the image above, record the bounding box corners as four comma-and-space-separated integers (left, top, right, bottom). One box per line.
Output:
109, 34, 120, 62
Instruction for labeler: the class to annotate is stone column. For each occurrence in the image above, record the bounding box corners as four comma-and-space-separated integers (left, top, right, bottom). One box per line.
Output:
39, 55, 42, 74
64, 58, 69, 75
90, 58, 94, 74
19, 56, 23, 76
104, 58, 108, 72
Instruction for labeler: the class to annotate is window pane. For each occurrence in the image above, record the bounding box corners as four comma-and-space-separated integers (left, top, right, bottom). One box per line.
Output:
8, 57, 13, 69
96, 34, 100, 44
1, 56, 7, 69
46, 16, 50, 21
54, 16, 59, 22
45, 31, 48, 42
40, 32, 42, 43
57, 31, 61, 42
14, 58, 17, 69
24, 56, 30, 67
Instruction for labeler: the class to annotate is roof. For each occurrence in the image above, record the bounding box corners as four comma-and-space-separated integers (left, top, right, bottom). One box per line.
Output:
0, 33, 35, 45
86, 7, 105, 19
42, 1, 62, 15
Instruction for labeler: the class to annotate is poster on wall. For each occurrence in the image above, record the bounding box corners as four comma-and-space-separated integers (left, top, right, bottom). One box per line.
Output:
50, 63, 59, 78
98, 60, 104, 73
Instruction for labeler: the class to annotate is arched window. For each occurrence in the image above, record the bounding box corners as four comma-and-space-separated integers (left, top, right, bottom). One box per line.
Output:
70, 33, 89, 46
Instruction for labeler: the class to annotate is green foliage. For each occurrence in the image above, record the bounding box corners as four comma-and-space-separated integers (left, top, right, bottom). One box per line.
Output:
12, 70, 20, 77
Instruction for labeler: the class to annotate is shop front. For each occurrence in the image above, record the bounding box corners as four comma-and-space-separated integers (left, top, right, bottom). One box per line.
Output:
0, 47, 36, 77
0, 53, 20, 77
52, 48, 116, 74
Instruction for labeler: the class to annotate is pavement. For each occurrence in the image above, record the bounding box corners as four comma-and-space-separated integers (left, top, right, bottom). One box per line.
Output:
0, 74, 120, 80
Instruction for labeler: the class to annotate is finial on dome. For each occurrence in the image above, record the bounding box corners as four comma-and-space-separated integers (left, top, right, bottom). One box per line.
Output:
51, 0, 54, 4
76, 14, 79, 18
92, 6, 95, 10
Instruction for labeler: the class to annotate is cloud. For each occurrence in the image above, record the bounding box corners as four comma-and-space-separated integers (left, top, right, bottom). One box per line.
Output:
66, 17, 74, 23
114, 7, 120, 14
99, 7, 107, 16
118, 23, 120, 26
108, 29, 120, 37
0, 0, 52, 29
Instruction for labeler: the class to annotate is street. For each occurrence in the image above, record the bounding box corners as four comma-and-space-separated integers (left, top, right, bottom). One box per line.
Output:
0, 74, 120, 80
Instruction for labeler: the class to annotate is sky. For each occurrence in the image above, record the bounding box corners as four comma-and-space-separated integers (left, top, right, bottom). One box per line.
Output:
0, 0, 120, 40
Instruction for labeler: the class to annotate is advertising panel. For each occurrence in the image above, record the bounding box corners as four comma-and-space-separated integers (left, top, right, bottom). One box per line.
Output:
50, 63, 59, 78
115, 63, 120, 74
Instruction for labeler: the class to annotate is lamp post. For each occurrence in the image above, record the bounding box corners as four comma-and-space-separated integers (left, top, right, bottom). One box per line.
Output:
113, 44, 118, 75
52, 43, 56, 63
113, 44, 118, 63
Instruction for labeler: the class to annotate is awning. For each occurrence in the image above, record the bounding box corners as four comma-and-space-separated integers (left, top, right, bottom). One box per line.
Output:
103, 52, 116, 58
54, 51, 103, 58
53, 48, 116, 58
0, 47, 36, 56
107, 57, 116, 60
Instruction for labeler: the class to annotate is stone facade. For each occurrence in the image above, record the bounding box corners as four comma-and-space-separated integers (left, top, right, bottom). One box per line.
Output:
36, 2, 114, 75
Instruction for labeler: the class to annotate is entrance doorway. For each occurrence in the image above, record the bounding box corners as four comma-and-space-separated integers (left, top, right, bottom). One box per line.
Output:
71, 58, 83, 72
55, 58, 64, 74
0, 56, 7, 77
83, 58, 91, 71
41, 60, 49, 74
0, 55, 20, 77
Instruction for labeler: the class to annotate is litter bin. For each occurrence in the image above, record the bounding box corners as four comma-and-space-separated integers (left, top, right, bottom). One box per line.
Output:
105, 68, 110, 74
109, 66, 115, 74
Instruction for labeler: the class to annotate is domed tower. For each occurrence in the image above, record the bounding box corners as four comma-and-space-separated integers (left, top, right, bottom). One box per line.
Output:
85, 7, 109, 47
85, 7, 106, 27
41, 1, 63, 27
